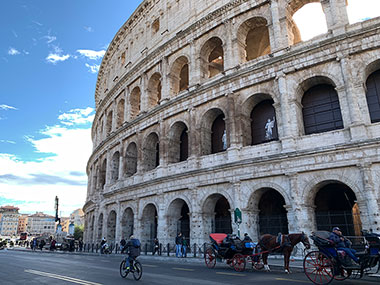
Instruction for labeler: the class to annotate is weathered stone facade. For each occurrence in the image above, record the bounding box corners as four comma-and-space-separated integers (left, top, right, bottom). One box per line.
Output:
83, 0, 380, 249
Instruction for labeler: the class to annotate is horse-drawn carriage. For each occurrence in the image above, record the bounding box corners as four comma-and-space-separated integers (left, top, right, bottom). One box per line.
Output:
303, 230, 380, 285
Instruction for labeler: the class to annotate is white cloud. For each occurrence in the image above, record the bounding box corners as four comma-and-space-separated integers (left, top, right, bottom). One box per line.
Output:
85, 63, 100, 74
77, 49, 105, 60
0, 140, 15, 144
0, 107, 94, 216
44, 35, 57, 44
0, 104, 17, 110
46, 53, 70, 64
58, 107, 94, 126
8, 47, 20, 55
84, 26, 94, 32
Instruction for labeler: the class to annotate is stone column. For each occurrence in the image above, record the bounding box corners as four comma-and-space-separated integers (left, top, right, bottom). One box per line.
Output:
270, 0, 290, 52
321, 0, 349, 36
359, 163, 380, 232
115, 202, 122, 245
118, 146, 124, 180
111, 99, 117, 133
160, 57, 170, 104
188, 107, 199, 157
156, 195, 168, 245
93, 207, 99, 243
189, 40, 201, 86
158, 119, 168, 167
140, 73, 148, 113
222, 19, 236, 71
241, 209, 260, 241
124, 87, 131, 122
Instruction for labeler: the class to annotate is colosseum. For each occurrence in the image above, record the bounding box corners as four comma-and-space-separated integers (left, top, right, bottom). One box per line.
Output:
83, 0, 380, 250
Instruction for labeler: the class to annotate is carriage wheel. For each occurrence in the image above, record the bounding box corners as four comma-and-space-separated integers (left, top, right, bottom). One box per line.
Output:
304, 251, 334, 285
205, 247, 216, 269
232, 253, 246, 272
333, 268, 352, 281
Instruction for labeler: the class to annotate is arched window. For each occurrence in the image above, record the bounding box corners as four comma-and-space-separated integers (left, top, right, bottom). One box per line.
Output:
111, 151, 120, 181
211, 114, 226, 154
302, 84, 343, 135
143, 133, 159, 172
170, 56, 189, 96
116, 99, 125, 129
168, 122, 188, 163
180, 128, 188, 161
148, 73, 162, 109
106, 111, 113, 135
200, 37, 224, 79
130, 87, 141, 119
251, 100, 278, 145
365, 69, 380, 123
125, 143, 137, 177
100, 159, 107, 189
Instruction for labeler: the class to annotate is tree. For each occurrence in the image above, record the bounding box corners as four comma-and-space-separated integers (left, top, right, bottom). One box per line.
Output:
74, 225, 84, 240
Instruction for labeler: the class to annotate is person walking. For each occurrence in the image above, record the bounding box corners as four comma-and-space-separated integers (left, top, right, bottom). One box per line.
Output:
152, 238, 159, 255
78, 238, 83, 252
175, 232, 183, 258
182, 237, 187, 258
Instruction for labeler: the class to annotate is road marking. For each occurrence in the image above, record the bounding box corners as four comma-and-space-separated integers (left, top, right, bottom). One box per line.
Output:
275, 278, 309, 283
172, 267, 195, 271
215, 272, 246, 277
25, 269, 102, 285
144, 264, 158, 268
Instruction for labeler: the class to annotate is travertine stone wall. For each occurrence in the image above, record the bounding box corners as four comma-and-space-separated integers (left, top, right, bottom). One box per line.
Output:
84, 0, 380, 249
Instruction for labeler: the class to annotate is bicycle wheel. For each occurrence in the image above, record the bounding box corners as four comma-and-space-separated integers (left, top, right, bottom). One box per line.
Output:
120, 260, 129, 278
133, 260, 143, 281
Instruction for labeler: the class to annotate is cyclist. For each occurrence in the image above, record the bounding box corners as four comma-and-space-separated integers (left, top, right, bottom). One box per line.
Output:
124, 235, 141, 271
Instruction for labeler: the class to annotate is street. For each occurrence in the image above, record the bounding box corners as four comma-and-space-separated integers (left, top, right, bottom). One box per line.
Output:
0, 249, 378, 284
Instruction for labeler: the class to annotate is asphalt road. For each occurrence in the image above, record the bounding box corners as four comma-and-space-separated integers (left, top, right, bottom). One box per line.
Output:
0, 249, 378, 284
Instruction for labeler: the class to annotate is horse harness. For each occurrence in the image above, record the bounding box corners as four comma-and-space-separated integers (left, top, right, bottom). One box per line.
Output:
259, 233, 292, 253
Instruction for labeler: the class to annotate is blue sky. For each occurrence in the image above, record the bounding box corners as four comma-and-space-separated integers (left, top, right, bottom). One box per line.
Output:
0, 0, 141, 216
0, 0, 379, 218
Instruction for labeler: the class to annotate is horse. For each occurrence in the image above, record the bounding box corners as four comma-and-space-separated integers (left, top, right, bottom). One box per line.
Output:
259, 232, 311, 274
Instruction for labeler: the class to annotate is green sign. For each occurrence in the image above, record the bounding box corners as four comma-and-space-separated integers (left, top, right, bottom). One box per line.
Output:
234, 208, 242, 224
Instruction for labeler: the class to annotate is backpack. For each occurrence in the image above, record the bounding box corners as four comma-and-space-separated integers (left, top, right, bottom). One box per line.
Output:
132, 239, 141, 248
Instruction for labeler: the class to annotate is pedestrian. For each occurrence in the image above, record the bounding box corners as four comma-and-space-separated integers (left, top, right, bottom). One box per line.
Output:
79, 238, 83, 252
50, 239, 56, 251
182, 237, 187, 258
39, 239, 45, 251
175, 232, 183, 258
100, 237, 107, 254
152, 238, 159, 255
120, 238, 127, 254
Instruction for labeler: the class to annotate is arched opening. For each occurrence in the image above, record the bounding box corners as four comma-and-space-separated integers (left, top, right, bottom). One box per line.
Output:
111, 151, 120, 182
203, 194, 232, 234
143, 133, 159, 172
106, 111, 113, 135
302, 84, 343, 135
121, 208, 134, 239
125, 142, 137, 177
251, 99, 278, 145
168, 122, 189, 163
97, 213, 103, 240
292, 2, 328, 42
107, 210, 116, 243
170, 56, 189, 96
258, 189, 288, 235
99, 159, 107, 189
315, 182, 361, 236
116, 99, 125, 128
200, 37, 224, 79
237, 17, 270, 63
211, 114, 226, 154
141, 204, 158, 249
167, 199, 190, 244
365, 69, 380, 123
148, 73, 162, 108
130, 87, 141, 119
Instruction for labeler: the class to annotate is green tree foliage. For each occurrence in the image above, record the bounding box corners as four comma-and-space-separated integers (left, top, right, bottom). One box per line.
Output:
74, 225, 84, 240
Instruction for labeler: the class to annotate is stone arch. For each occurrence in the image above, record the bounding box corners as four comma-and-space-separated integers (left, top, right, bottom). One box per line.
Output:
247, 187, 289, 235
121, 207, 134, 239
200, 37, 224, 79
90, 214, 95, 242
147, 72, 162, 109
241, 94, 279, 146
130, 86, 141, 119
141, 203, 158, 247
106, 110, 113, 135
110, 151, 120, 182
142, 132, 160, 172
97, 213, 104, 240
125, 142, 137, 177
364, 64, 380, 123
236, 17, 271, 64
99, 159, 107, 189
202, 193, 232, 235
167, 198, 191, 243
107, 210, 117, 243
116, 99, 125, 129
200, 108, 227, 155
363, 59, 380, 84
170, 56, 189, 96
168, 121, 189, 163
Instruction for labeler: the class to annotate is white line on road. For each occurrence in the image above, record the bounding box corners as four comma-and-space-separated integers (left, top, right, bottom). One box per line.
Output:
143, 264, 159, 268
215, 272, 246, 277
172, 267, 195, 271
275, 277, 309, 283
25, 269, 102, 285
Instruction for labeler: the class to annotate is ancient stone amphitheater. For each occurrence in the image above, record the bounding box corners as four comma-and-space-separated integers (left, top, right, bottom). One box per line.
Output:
83, 0, 380, 249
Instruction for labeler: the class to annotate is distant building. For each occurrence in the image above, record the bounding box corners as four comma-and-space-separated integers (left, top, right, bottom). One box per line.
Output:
70, 209, 84, 227
17, 214, 28, 234
27, 212, 56, 236
0, 206, 20, 237
60, 217, 70, 233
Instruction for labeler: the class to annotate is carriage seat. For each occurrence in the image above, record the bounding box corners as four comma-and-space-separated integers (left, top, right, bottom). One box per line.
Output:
209, 233, 228, 246
311, 231, 334, 248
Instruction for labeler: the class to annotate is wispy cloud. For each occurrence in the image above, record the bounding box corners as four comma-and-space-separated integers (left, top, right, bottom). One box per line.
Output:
85, 63, 100, 74
44, 35, 57, 44
0, 140, 16, 144
58, 107, 94, 126
84, 26, 94, 32
0, 104, 17, 110
12, 30, 18, 38
32, 20, 43, 26
8, 47, 20, 55
46, 45, 70, 64
77, 49, 105, 60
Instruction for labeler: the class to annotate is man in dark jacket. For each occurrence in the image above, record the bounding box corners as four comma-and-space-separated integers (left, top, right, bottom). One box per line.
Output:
329, 227, 359, 265
120, 238, 127, 254
175, 232, 183, 258
124, 235, 141, 271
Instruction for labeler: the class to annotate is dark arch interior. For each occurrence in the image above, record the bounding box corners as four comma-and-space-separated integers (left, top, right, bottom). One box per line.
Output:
180, 127, 188, 161
214, 197, 232, 234
251, 99, 278, 145
179, 203, 190, 241
211, 114, 226, 154
315, 183, 361, 236
366, 69, 380, 123
258, 189, 288, 235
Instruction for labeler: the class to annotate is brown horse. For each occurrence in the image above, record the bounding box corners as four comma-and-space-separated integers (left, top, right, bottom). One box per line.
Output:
259, 232, 311, 274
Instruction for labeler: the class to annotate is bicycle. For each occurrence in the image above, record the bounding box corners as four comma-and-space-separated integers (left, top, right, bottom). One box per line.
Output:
120, 257, 143, 280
